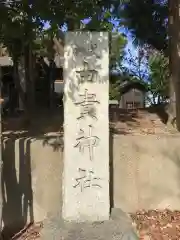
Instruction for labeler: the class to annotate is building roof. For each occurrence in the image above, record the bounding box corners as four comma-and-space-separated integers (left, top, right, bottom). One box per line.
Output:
119, 80, 148, 94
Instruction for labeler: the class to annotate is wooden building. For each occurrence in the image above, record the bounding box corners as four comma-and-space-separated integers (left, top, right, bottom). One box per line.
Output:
119, 81, 147, 109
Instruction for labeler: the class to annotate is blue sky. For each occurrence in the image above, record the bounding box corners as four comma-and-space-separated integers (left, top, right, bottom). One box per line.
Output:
44, 18, 136, 54
82, 18, 139, 72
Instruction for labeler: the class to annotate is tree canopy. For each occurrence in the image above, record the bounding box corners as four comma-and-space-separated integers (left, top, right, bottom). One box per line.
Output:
0, 0, 173, 114
148, 50, 169, 104
116, 0, 168, 54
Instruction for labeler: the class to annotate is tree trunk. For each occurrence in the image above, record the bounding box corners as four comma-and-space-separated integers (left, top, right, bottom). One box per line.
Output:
67, 19, 80, 30
49, 59, 55, 110
0, 66, 3, 233
169, 0, 180, 130
13, 57, 27, 111
53, 37, 64, 56
174, 0, 180, 131
168, 0, 177, 127
24, 43, 35, 115
47, 36, 56, 110
23, 3, 35, 118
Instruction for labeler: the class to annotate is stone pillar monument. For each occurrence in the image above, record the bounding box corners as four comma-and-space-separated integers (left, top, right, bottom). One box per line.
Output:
63, 32, 109, 222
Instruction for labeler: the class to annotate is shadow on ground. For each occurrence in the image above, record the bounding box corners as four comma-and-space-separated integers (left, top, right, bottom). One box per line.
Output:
146, 104, 169, 125
1, 107, 64, 239
2, 138, 33, 239
1, 105, 157, 238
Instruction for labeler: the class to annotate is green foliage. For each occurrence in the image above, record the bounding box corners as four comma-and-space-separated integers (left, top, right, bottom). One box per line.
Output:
124, 46, 149, 80
0, 1, 44, 58
84, 12, 128, 99
117, 0, 168, 54
148, 51, 169, 104
109, 83, 120, 100
109, 71, 148, 100
110, 32, 127, 71
109, 32, 127, 100
0, 0, 114, 51
85, 11, 128, 72
113, 0, 170, 106
109, 74, 122, 100
0, 0, 128, 109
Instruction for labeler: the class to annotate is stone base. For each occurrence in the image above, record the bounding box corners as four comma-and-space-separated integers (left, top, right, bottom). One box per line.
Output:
41, 209, 139, 240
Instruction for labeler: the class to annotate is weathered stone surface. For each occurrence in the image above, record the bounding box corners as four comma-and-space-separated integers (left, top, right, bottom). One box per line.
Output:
63, 32, 109, 221
41, 209, 139, 240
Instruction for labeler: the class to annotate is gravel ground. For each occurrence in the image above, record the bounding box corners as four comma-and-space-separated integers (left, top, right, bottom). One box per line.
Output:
8, 210, 180, 240
10, 222, 43, 240
109, 109, 178, 136
131, 210, 180, 240
4, 109, 180, 239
